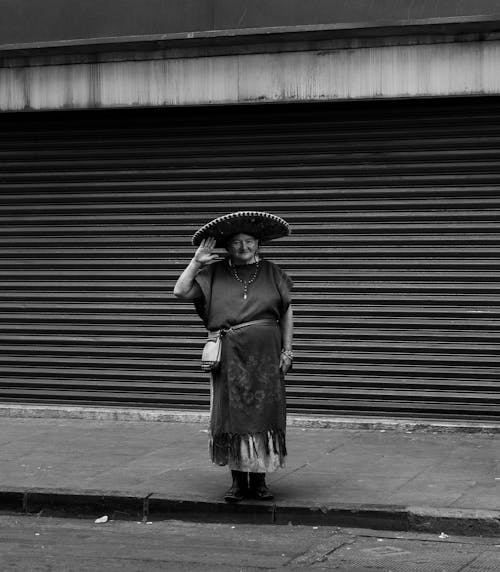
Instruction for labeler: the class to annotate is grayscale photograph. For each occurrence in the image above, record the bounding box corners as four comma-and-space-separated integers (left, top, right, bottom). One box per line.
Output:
0, 1, 499, 570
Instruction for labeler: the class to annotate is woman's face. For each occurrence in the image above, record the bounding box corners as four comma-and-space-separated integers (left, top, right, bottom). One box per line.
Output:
226, 233, 259, 264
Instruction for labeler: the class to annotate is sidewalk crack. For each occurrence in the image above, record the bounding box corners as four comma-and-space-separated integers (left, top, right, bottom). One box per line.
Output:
287, 537, 354, 566
391, 462, 441, 492
456, 554, 481, 572
270, 463, 309, 483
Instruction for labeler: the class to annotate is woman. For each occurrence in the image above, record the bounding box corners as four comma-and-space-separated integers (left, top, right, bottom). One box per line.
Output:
174, 211, 293, 502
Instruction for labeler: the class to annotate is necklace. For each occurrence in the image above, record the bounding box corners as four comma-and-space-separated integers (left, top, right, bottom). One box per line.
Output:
229, 259, 260, 300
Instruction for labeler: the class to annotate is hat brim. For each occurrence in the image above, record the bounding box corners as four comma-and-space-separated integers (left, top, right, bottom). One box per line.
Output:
192, 211, 291, 247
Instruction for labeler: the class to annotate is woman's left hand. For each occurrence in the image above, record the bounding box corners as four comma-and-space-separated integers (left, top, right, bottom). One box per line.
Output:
280, 353, 292, 375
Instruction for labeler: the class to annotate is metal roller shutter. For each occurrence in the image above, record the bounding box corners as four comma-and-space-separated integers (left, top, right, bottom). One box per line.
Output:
1, 98, 499, 420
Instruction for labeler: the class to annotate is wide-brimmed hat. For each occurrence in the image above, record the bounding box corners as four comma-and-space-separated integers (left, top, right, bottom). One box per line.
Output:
192, 211, 291, 247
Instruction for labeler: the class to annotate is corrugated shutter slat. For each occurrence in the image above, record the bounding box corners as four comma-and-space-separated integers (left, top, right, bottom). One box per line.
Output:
1, 98, 500, 420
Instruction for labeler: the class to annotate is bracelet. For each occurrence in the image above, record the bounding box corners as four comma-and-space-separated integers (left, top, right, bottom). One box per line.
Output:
281, 349, 293, 360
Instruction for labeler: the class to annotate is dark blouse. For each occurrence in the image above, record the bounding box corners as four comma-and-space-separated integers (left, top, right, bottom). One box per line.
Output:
194, 258, 293, 330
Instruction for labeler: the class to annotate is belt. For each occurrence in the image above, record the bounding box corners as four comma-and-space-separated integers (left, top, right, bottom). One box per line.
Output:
208, 319, 276, 340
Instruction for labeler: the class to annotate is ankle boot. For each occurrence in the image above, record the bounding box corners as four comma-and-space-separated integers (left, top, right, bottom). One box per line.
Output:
224, 470, 248, 503
249, 472, 274, 500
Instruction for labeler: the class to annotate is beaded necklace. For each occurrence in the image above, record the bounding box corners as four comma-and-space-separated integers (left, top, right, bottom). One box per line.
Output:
229, 259, 261, 300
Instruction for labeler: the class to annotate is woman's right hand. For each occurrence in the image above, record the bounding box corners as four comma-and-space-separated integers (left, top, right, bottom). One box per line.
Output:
193, 237, 219, 266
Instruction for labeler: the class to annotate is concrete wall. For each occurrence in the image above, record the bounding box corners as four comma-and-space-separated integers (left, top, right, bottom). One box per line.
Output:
2, 31, 500, 111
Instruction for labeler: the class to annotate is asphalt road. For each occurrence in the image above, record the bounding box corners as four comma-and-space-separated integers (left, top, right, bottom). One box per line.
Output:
0, 515, 499, 571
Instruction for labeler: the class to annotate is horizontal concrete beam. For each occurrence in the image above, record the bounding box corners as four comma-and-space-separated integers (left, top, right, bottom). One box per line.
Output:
1, 36, 500, 111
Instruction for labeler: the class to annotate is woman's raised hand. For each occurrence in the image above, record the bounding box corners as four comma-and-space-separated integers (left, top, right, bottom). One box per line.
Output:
193, 237, 219, 266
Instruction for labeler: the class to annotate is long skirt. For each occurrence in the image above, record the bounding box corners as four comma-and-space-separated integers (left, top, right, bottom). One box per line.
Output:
209, 321, 287, 472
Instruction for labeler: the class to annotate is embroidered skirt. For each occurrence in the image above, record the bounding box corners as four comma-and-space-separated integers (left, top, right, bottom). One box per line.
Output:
209, 321, 287, 472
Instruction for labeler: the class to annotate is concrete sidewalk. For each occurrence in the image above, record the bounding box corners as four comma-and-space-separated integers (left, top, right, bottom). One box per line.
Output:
0, 410, 499, 536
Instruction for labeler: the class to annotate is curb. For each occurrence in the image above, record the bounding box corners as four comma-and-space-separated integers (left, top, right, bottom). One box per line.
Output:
1, 489, 499, 536
1, 404, 500, 433
407, 506, 500, 537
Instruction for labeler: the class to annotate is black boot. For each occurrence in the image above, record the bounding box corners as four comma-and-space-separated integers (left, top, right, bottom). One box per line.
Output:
224, 470, 248, 503
249, 472, 274, 500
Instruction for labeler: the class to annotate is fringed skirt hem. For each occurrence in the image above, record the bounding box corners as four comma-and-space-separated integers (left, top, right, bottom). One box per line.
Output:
210, 429, 286, 473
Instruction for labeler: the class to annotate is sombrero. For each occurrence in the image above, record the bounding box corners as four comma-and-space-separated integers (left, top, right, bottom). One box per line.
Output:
192, 211, 291, 247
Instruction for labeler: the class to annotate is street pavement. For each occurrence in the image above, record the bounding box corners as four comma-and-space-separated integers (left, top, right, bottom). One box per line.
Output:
0, 411, 499, 536
1, 515, 499, 571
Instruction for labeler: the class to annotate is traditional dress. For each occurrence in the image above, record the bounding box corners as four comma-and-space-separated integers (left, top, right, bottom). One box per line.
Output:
194, 257, 293, 473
